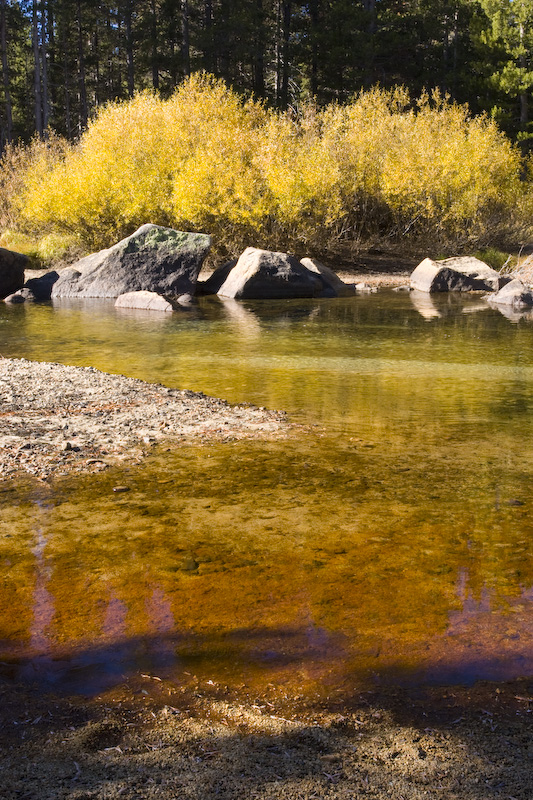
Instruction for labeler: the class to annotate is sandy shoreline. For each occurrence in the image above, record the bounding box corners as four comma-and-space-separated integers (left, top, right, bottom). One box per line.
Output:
0, 358, 288, 480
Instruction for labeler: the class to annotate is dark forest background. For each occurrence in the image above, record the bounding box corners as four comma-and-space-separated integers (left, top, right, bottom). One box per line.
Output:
2, 0, 533, 149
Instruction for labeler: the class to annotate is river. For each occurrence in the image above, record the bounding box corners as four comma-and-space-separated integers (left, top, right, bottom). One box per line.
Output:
1, 290, 532, 699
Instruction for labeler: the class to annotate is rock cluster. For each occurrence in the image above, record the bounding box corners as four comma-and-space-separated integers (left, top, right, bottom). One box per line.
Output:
1, 227, 357, 308
409, 256, 507, 293
405, 254, 533, 319
206, 247, 355, 300
2, 226, 532, 319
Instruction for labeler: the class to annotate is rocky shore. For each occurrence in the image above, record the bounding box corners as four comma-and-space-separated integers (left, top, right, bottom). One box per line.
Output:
0, 358, 288, 480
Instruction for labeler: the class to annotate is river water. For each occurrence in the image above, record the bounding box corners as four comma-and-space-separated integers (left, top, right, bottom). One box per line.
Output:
1, 290, 533, 698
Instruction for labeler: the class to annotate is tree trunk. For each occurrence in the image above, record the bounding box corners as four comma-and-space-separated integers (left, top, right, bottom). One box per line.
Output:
519, 21, 528, 128
363, 0, 376, 85
125, 0, 135, 97
94, 26, 100, 107
204, 0, 213, 72
0, 0, 13, 145
32, 1, 43, 136
280, 0, 291, 107
309, 0, 319, 97
252, 0, 265, 97
451, 5, 458, 99
181, 0, 190, 76
151, 0, 159, 89
76, 0, 88, 129
40, 0, 50, 131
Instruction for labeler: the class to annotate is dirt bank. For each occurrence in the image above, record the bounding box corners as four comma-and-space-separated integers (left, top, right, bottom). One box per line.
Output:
0, 677, 531, 799
0, 358, 288, 481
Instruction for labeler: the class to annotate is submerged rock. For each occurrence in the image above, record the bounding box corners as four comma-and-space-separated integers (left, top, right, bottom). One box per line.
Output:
0, 247, 27, 299
51, 224, 211, 299
3, 292, 26, 304
115, 290, 174, 312
410, 256, 506, 293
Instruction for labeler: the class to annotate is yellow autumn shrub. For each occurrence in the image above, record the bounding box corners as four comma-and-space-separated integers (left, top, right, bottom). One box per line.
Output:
1, 76, 530, 260
165, 76, 269, 251
378, 92, 524, 243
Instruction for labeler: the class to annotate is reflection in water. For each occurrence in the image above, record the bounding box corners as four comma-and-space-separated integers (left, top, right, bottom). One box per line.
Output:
409, 290, 442, 319
102, 594, 128, 640
492, 304, 533, 324
1, 292, 533, 695
219, 297, 262, 338
29, 525, 54, 653
410, 290, 492, 321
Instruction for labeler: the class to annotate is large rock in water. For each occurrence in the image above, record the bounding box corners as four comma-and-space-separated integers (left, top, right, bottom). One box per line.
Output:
196, 259, 238, 295
486, 278, 533, 309
410, 256, 504, 293
300, 257, 356, 297
0, 247, 27, 298
51, 224, 211, 299
217, 248, 332, 299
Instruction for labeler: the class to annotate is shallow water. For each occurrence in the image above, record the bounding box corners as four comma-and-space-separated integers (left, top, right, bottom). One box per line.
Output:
1, 291, 533, 697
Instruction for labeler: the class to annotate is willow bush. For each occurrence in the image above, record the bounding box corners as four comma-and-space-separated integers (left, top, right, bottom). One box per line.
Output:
1, 74, 530, 261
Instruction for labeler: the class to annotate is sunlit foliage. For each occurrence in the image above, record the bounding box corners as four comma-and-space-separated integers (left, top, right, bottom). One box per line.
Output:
0, 75, 530, 260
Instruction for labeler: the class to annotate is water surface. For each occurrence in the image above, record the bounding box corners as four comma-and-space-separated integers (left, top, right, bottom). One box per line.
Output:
1, 291, 533, 697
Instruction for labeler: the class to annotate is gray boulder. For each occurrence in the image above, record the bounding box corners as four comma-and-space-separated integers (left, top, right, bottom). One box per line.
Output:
4, 292, 26, 304
196, 260, 238, 295
51, 224, 211, 299
300, 257, 356, 297
217, 248, 325, 299
410, 256, 506, 293
115, 291, 174, 312
486, 278, 533, 309
23, 270, 60, 301
0, 247, 27, 298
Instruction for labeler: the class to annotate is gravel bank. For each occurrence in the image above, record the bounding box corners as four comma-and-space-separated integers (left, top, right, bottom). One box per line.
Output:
0, 358, 288, 480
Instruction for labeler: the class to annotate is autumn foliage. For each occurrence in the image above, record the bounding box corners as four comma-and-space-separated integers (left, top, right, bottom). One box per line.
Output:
0, 74, 529, 262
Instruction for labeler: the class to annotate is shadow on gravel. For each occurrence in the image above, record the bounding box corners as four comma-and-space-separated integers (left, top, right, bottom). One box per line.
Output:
0, 632, 532, 799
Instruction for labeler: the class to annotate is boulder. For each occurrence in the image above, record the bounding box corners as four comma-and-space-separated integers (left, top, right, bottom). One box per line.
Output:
196, 260, 237, 295
114, 291, 174, 312
0, 247, 27, 298
486, 278, 533, 309
4, 292, 26, 304
175, 293, 196, 307
23, 270, 60, 301
410, 256, 506, 293
217, 248, 324, 299
300, 257, 356, 297
51, 224, 211, 299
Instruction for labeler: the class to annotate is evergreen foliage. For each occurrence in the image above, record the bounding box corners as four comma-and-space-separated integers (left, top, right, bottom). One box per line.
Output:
2, 0, 533, 147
